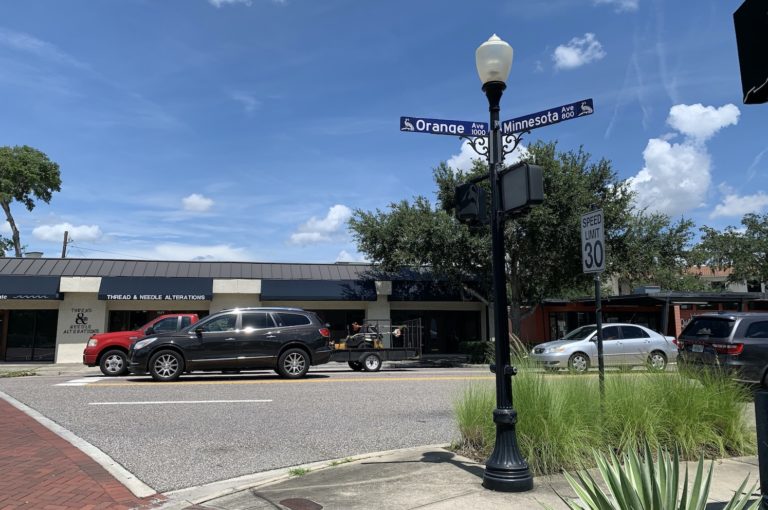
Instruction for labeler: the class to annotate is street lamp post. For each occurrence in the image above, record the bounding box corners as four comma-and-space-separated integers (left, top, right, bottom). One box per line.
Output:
475, 34, 534, 492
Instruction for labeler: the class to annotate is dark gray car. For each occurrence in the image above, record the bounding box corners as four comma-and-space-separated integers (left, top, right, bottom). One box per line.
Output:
678, 312, 768, 386
128, 307, 332, 381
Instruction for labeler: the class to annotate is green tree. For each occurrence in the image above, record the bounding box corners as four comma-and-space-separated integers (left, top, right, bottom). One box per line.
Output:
0, 145, 61, 257
695, 212, 768, 287
351, 140, 704, 335
611, 212, 706, 292
351, 141, 635, 333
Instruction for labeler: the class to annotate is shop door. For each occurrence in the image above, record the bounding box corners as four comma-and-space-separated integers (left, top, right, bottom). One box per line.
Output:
4, 310, 58, 362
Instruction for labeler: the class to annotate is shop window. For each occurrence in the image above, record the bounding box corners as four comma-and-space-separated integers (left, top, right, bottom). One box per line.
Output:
308, 310, 365, 342
748, 281, 763, 293
3, 310, 58, 362
391, 310, 480, 354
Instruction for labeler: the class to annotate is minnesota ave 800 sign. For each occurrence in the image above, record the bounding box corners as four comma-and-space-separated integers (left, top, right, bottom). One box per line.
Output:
581, 209, 605, 273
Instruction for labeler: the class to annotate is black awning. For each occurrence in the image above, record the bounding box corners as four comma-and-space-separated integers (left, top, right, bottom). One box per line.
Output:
98, 277, 213, 301
0, 275, 61, 300
261, 280, 376, 301
389, 280, 470, 302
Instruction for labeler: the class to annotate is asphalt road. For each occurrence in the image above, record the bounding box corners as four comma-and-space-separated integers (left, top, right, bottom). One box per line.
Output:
0, 364, 493, 492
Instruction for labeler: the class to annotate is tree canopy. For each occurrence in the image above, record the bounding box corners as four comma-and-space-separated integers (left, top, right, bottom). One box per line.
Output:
695, 213, 768, 286
349, 140, 702, 334
0, 145, 61, 257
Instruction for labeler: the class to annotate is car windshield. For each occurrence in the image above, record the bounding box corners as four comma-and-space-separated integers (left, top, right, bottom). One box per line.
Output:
680, 317, 735, 339
562, 326, 597, 341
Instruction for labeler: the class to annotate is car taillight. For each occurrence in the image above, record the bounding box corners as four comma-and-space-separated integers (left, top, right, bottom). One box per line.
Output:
672, 338, 679, 348
319, 328, 330, 338
713, 343, 744, 355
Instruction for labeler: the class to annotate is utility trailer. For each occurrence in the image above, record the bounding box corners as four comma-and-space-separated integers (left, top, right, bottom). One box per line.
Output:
329, 318, 422, 372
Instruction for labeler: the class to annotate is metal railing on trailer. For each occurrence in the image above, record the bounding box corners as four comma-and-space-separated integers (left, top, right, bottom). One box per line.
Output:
329, 318, 422, 372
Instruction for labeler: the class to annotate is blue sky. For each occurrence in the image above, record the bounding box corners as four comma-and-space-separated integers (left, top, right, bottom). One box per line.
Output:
0, 0, 765, 263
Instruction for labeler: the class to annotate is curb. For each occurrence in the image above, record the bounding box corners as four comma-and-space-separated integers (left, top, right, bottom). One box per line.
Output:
0, 389, 157, 498
156, 443, 453, 509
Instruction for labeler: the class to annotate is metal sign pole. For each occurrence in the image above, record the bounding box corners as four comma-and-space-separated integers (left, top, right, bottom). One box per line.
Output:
594, 273, 605, 399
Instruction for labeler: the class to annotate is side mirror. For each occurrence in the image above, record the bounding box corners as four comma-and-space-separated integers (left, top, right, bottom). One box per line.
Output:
145, 326, 155, 336
194, 326, 204, 336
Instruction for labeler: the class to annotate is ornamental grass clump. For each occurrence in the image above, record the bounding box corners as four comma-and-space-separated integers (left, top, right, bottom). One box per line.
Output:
453, 359, 755, 476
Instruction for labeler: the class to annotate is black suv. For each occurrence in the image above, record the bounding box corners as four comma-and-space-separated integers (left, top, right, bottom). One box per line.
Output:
678, 312, 768, 386
128, 307, 332, 381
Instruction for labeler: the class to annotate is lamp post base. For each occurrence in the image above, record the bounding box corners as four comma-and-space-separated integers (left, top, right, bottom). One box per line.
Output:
482, 408, 534, 492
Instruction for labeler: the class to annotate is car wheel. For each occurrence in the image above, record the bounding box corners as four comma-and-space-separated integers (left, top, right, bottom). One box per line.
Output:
149, 350, 184, 382
348, 361, 363, 371
362, 353, 382, 372
277, 348, 310, 379
99, 349, 128, 377
647, 351, 667, 372
568, 353, 590, 373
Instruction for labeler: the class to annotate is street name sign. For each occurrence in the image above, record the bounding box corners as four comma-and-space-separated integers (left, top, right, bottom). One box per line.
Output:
400, 116, 489, 137
581, 209, 605, 273
502, 98, 594, 134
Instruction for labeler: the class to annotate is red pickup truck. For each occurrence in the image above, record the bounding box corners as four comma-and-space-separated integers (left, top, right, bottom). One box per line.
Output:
83, 313, 200, 376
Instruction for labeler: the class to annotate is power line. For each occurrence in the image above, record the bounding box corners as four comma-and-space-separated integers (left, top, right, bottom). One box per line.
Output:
66, 243, 153, 260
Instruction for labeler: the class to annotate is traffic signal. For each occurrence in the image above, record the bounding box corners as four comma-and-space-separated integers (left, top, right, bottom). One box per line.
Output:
455, 182, 488, 225
499, 162, 544, 217
734, 0, 768, 104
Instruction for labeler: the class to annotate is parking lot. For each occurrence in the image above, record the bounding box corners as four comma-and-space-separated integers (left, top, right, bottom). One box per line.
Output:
0, 364, 491, 492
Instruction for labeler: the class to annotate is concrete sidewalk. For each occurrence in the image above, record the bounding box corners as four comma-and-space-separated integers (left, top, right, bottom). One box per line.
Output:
158, 446, 761, 510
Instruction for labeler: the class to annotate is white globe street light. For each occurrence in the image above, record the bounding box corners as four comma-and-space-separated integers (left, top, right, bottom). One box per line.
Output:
475, 34, 514, 85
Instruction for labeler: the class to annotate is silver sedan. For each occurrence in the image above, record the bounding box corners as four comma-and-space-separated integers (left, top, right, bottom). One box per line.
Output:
530, 323, 678, 373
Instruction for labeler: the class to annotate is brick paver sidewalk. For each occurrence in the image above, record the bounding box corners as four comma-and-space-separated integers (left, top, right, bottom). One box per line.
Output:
0, 398, 163, 510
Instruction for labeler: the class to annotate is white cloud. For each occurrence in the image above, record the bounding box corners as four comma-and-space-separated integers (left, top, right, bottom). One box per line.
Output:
552, 33, 606, 70
148, 243, 248, 261
710, 191, 768, 219
335, 250, 368, 263
290, 204, 352, 245
230, 91, 261, 113
628, 103, 740, 217
208, 0, 252, 7
0, 222, 10, 235
182, 193, 214, 212
629, 138, 711, 216
447, 140, 529, 173
0, 28, 88, 69
666, 104, 740, 143
593, 0, 639, 12
32, 223, 103, 242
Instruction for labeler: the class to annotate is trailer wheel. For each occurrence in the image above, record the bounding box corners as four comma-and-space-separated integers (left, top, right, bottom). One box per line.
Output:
348, 361, 363, 371
362, 353, 382, 372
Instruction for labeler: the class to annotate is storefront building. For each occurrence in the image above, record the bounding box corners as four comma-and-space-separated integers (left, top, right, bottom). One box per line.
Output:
0, 258, 487, 363
520, 289, 768, 343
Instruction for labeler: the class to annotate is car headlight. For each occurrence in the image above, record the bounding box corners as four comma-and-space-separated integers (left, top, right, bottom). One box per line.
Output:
134, 337, 157, 350
546, 347, 566, 353
87, 338, 98, 347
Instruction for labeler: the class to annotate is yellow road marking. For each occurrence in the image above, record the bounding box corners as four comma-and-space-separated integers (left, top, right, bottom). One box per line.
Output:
90, 375, 494, 387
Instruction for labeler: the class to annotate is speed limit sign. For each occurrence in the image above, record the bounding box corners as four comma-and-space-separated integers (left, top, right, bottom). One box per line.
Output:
581, 209, 605, 273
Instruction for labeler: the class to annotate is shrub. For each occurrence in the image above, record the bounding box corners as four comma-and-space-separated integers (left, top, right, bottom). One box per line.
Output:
453, 361, 755, 475
456, 340, 494, 363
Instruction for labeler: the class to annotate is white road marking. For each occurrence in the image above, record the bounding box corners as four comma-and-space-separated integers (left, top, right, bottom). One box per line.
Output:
56, 377, 110, 387
88, 399, 273, 405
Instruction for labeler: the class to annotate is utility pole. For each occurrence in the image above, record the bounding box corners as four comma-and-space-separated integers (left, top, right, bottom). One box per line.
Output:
61, 230, 69, 258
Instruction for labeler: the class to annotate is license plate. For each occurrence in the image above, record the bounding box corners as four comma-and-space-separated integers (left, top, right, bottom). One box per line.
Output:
692, 344, 704, 353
